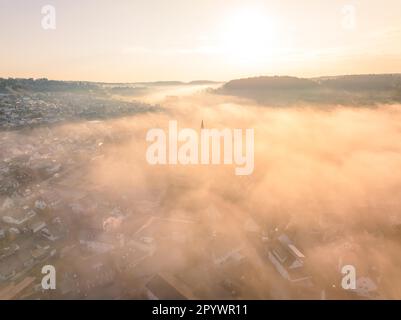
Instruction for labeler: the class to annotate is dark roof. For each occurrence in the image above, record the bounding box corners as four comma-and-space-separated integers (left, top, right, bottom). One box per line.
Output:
145, 274, 187, 300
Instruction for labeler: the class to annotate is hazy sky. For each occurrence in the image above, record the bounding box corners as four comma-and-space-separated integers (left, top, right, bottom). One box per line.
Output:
1, 0, 401, 82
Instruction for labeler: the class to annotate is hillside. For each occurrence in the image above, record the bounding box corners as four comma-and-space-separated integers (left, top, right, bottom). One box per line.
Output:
216, 74, 401, 105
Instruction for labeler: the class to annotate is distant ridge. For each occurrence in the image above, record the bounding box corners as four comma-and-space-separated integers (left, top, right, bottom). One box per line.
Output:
223, 76, 319, 91
0, 78, 221, 94
221, 74, 401, 91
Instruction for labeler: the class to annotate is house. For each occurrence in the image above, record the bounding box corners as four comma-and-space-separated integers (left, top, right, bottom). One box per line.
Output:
213, 247, 245, 266
210, 236, 245, 266
41, 190, 63, 209
29, 221, 47, 234
268, 234, 312, 285
145, 273, 196, 300
40, 227, 59, 241
79, 229, 115, 254
0, 263, 16, 281
31, 245, 51, 260
8, 227, 20, 240
0, 243, 20, 260
80, 241, 114, 254
2, 210, 36, 227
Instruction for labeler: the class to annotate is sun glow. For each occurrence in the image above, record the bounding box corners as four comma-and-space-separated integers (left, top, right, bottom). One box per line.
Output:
220, 8, 279, 65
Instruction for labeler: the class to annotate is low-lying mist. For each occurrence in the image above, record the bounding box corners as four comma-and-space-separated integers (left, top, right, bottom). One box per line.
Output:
2, 87, 401, 299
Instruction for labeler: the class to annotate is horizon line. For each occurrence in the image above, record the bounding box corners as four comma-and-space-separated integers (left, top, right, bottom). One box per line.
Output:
2, 72, 401, 84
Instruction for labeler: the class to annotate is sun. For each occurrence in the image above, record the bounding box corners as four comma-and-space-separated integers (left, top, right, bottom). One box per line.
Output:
220, 8, 278, 65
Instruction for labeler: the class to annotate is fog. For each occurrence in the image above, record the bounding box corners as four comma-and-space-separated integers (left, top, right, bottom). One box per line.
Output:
2, 86, 401, 299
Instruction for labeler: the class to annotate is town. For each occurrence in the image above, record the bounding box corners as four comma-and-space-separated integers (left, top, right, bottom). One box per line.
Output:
0, 78, 397, 300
